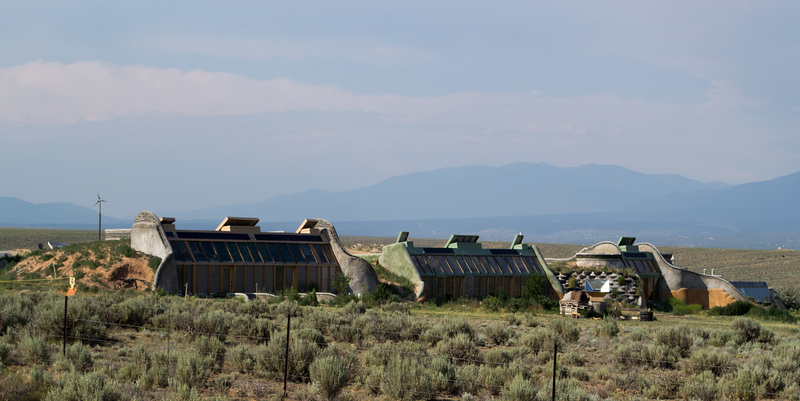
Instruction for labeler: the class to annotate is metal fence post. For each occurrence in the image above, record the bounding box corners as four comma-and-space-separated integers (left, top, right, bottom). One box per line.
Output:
552, 342, 558, 401
284, 312, 291, 397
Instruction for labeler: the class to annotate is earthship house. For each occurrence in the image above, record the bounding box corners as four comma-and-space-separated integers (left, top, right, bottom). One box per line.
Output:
377, 232, 564, 301
573, 237, 782, 309
131, 211, 378, 296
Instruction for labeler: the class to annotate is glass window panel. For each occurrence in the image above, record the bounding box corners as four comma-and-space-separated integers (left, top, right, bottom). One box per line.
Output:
313, 245, 329, 264
504, 257, 520, 274
288, 244, 305, 263
436, 256, 452, 274
446, 255, 462, 274
469, 257, 486, 274
256, 243, 272, 262
412, 256, 429, 274
227, 243, 243, 263
486, 257, 503, 274
475, 257, 493, 274
518, 257, 534, 274
278, 244, 295, 263
209, 265, 220, 293
267, 244, 282, 262
187, 242, 207, 262
494, 257, 510, 274
202, 242, 219, 262
427, 256, 442, 274
458, 256, 475, 274
244, 243, 260, 263
300, 244, 316, 264
238, 243, 254, 263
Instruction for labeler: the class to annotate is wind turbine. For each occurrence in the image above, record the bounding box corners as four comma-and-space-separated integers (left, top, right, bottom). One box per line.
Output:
95, 194, 107, 241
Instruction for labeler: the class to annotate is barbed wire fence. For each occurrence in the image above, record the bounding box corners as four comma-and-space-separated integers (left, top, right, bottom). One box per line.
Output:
3, 294, 800, 400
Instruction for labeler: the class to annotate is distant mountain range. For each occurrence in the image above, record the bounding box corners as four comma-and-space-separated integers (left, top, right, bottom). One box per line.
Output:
2, 163, 799, 249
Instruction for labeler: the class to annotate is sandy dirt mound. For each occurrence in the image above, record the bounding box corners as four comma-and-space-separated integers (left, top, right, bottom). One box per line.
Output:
12, 249, 154, 291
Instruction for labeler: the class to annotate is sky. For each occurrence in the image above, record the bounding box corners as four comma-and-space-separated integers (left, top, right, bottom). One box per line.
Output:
1, 1, 799, 219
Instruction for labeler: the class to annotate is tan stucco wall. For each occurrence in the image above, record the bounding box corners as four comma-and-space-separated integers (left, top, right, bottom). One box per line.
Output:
667, 288, 737, 309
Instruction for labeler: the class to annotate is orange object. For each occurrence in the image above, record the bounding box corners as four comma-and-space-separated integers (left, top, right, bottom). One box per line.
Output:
66, 288, 77, 297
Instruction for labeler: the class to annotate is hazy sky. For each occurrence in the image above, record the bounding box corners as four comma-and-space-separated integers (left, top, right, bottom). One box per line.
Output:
2, 1, 799, 219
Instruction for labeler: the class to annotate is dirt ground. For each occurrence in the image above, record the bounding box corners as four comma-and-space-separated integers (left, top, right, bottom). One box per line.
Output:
13, 250, 154, 291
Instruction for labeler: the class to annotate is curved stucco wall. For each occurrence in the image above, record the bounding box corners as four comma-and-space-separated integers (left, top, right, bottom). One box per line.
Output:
378, 243, 426, 300
575, 241, 627, 270
131, 211, 179, 294
636, 243, 749, 308
314, 219, 378, 296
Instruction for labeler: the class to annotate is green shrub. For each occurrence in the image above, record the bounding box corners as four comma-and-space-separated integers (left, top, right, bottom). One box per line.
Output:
549, 319, 580, 343
775, 285, 800, 310
731, 317, 775, 344
501, 375, 536, 401
709, 300, 753, 316
19, 330, 51, 365
687, 348, 732, 376
44, 370, 122, 401
171, 383, 202, 401
192, 310, 229, 340
592, 316, 619, 338
483, 322, 511, 346
195, 335, 226, 370
310, 355, 350, 400
478, 365, 505, 395
655, 326, 693, 357
364, 341, 428, 368
435, 333, 481, 366
667, 297, 703, 315
430, 356, 456, 393
62, 341, 94, 373
518, 328, 560, 354
174, 351, 212, 388
680, 371, 718, 401
228, 316, 273, 343
482, 348, 513, 367
381, 355, 433, 401
258, 329, 320, 381
455, 364, 481, 395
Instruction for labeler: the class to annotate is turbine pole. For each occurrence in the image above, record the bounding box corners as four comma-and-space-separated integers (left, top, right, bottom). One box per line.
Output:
95, 194, 106, 241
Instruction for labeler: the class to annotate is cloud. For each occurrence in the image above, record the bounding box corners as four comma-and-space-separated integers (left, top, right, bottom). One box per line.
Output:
130, 35, 438, 66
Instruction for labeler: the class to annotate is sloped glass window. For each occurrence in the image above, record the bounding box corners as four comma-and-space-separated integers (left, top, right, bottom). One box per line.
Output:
237, 243, 254, 263
256, 243, 272, 262
244, 243, 259, 263
278, 244, 295, 263
202, 242, 219, 262
268, 244, 283, 262
446, 256, 463, 274
214, 242, 232, 263
313, 245, 330, 264
188, 242, 208, 262
227, 243, 243, 263
288, 244, 305, 263
299, 244, 316, 263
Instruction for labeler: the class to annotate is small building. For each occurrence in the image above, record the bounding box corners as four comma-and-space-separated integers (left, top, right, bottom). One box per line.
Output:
377, 232, 564, 301
575, 237, 779, 309
131, 211, 378, 296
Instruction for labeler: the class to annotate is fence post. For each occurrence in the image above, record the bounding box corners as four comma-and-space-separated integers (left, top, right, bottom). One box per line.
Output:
552, 342, 558, 401
63, 294, 68, 355
284, 312, 291, 397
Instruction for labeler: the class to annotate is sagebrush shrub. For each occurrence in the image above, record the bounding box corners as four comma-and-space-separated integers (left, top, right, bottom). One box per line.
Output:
687, 348, 732, 376
195, 335, 226, 370
483, 322, 510, 346
548, 319, 579, 343
44, 370, 122, 401
231, 344, 256, 372
19, 330, 50, 365
174, 351, 212, 388
592, 316, 619, 338
500, 375, 536, 401
655, 326, 693, 357
435, 333, 481, 366
381, 355, 433, 401
309, 355, 350, 400
429, 356, 456, 393
731, 317, 775, 345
